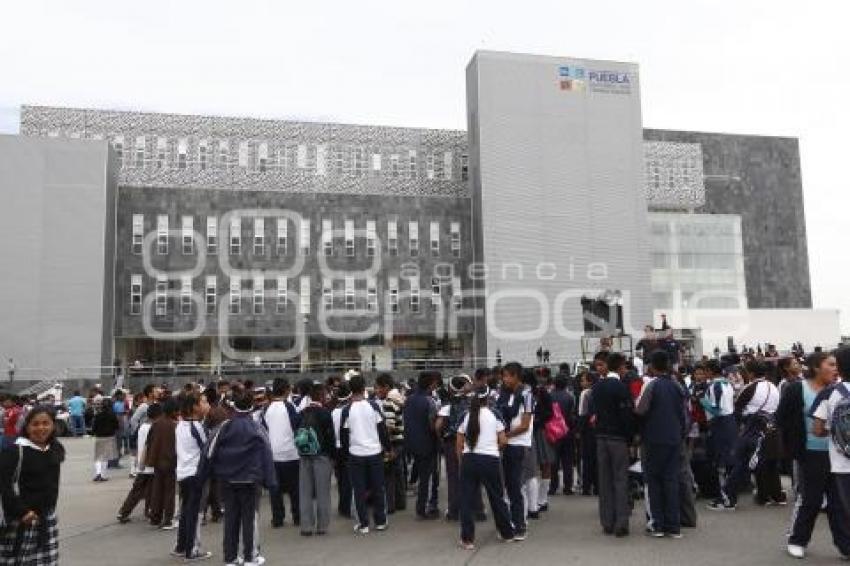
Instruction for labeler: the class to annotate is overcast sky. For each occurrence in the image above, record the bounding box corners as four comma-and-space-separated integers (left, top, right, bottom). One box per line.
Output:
1, 0, 848, 332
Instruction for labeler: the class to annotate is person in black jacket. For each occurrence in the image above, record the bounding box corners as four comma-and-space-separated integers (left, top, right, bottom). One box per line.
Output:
589, 352, 635, 537
91, 397, 119, 482
403, 371, 441, 520
0, 406, 65, 566
777, 352, 846, 558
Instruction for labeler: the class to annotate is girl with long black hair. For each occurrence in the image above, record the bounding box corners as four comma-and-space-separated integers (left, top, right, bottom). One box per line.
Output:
456, 386, 515, 550
0, 406, 66, 566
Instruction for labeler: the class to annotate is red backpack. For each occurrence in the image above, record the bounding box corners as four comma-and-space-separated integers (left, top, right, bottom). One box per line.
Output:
544, 402, 569, 444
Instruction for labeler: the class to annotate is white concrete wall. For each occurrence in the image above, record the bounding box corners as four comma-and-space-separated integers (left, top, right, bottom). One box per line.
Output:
656, 308, 842, 353
468, 51, 651, 364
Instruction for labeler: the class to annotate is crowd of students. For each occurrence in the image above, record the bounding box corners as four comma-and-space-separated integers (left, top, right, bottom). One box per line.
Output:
4, 340, 850, 564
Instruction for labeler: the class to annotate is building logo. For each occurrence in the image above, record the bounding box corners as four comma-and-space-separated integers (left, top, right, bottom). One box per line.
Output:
558, 65, 631, 95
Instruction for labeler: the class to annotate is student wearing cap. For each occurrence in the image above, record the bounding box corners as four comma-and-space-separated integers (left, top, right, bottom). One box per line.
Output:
331, 383, 353, 518
437, 374, 474, 521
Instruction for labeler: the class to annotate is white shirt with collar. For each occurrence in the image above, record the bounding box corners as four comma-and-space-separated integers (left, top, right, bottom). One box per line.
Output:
261, 399, 299, 462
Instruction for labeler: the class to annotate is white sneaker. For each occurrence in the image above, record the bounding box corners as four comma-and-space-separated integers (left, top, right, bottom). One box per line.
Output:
354, 524, 369, 535
787, 545, 805, 559
245, 557, 265, 566
375, 523, 388, 531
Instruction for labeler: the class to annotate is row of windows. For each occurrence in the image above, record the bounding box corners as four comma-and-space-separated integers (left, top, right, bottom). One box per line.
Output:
132, 214, 463, 258
129, 274, 465, 316
44, 130, 470, 182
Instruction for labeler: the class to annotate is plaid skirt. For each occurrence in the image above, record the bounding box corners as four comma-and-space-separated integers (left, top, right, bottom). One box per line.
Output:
0, 513, 59, 566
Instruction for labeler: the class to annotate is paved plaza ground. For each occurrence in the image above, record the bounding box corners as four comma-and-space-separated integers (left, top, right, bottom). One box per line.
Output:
55, 437, 841, 565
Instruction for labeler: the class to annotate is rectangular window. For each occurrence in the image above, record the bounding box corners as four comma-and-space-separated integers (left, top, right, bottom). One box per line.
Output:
388, 220, 398, 256
322, 218, 333, 257
206, 217, 217, 255
367, 277, 377, 312
132, 214, 144, 254
450, 221, 461, 258
410, 277, 420, 313
114, 135, 124, 165
300, 218, 311, 255
229, 278, 241, 314
177, 138, 188, 169
182, 215, 194, 255
253, 275, 264, 315
388, 276, 399, 314
390, 154, 400, 177
452, 276, 462, 309
409, 221, 419, 257
218, 140, 230, 169
181, 276, 192, 315
205, 275, 216, 315
156, 215, 169, 255
155, 275, 168, 316
322, 278, 333, 311
344, 219, 355, 257
345, 276, 355, 310
238, 141, 250, 168
426, 154, 435, 179
276, 218, 288, 254
353, 147, 366, 176
371, 153, 381, 172
156, 137, 167, 169
332, 145, 346, 174
300, 276, 311, 315
460, 154, 469, 181
443, 151, 453, 180
408, 150, 417, 178
134, 136, 145, 168
198, 140, 209, 170
366, 220, 376, 257
315, 144, 326, 176
430, 221, 440, 257
253, 217, 265, 256
276, 276, 287, 314
130, 274, 142, 315
297, 144, 307, 169
257, 142, 268, 172
431, 277, 441, 310
230, 217, 241, 255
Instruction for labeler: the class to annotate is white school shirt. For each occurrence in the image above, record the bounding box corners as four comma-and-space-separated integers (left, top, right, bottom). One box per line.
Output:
458, 407, 504, 457
175, 420, 207, 481
741, 380, 780, 416
332, 405, 345, 449
261, 400, 299, 462
812, 381, 850, 474
506, 388, 534, 447
136, 422, 154, 475
344, 399, 383, 457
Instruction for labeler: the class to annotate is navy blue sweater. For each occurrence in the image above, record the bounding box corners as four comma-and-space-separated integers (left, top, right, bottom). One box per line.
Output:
201, 412, 277, 488
635, 375, 688, 445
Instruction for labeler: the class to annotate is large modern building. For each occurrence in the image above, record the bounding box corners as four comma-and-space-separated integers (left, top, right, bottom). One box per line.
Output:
0, 50, 839, 377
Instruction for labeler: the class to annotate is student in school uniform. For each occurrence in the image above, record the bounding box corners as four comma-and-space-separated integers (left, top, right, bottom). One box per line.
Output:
436, 374, 474, 521
340, 374, 392, 534
173, 392, 211, 561
699, 360, 736, 503
297, 383, 336, 536
456, 386, 516, 550
117, 403, 161, 523
403, 371, 441, 520
635, 351, 688, 539
807, 347, 850, 561
258, 378, 301, 528
779, 351, 844, 559
331, 383, 353, 519
202, 386, 276, 566
145, 397, 179, 530
496, 362, 533, 540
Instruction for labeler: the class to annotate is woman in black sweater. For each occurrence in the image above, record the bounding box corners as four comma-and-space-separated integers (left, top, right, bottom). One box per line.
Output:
0, 406, 65, 566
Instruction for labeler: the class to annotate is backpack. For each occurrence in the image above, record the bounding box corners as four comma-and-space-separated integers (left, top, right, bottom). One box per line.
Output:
829, 383, 850, 459
544, 401, 569, 445
295, 410, 322, 457
442, 399, 470, 440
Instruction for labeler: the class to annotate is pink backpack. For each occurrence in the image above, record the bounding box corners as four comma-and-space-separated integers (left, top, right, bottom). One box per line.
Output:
544, 402, 569, 444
